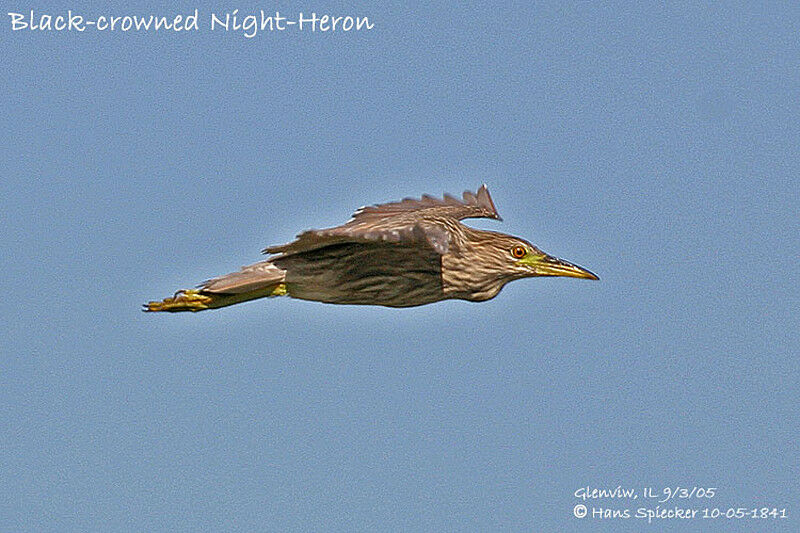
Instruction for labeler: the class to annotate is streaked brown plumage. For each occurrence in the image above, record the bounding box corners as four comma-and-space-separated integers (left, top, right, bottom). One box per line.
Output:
145, 185, 597, 312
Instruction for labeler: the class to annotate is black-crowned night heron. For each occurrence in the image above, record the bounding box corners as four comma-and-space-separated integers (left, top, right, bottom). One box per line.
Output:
145, 185, 597, 312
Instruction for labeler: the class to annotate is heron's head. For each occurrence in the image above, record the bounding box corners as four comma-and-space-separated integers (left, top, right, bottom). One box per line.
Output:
468, 231, 599, 282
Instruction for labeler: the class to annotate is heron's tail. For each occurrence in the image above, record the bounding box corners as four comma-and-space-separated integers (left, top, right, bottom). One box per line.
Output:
145, 260, 287, 312
143, 284, 287, 312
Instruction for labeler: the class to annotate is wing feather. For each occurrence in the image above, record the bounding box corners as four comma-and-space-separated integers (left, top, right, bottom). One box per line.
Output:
263, 185, 500, 257
351, 184, 500, 221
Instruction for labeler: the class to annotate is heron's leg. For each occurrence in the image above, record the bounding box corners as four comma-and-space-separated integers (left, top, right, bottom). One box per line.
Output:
144, 284, 288, 312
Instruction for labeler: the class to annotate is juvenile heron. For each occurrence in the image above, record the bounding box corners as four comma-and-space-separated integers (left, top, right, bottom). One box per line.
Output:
145, 185, 597, 312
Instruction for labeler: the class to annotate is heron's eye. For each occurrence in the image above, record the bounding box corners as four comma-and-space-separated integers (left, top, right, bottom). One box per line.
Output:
511, 245, 527, 259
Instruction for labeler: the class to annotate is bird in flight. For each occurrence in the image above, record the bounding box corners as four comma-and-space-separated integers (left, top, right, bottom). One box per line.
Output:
144, 185, 597, 312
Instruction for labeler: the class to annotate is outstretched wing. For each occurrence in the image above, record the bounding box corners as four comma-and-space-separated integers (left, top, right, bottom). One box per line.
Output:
264, 185, 501, 256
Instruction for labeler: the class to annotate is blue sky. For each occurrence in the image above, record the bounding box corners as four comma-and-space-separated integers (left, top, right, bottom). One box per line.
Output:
2, 1, 798, 531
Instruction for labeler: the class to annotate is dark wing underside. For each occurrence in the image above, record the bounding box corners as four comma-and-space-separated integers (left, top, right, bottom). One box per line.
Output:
264, 185, 501, 257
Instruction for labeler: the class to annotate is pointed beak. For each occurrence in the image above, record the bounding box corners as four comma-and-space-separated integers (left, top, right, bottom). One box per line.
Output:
536, 255, 599, 280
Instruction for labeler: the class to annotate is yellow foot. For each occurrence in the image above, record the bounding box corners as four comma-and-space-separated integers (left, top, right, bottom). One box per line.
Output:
270, 283, 288, 296
143, 289, 213, 312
